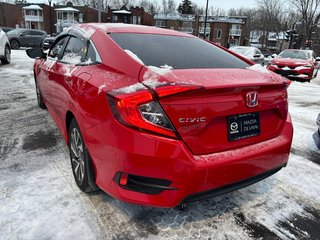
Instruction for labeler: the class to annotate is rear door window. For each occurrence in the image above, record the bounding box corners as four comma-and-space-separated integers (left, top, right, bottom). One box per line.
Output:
61, 37, 87, 65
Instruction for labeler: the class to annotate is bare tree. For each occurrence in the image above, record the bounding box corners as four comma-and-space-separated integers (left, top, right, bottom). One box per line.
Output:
162, 0, 177, 14
167, 0, 176, 14
193, 3, 204, 15
209, 6, 226, 16
290, 0, 320, 40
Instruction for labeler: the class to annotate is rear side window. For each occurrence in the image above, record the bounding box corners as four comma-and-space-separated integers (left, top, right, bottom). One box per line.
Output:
61, 37, 87, 64
30, 31, 45, 36
110, 33, 249, 69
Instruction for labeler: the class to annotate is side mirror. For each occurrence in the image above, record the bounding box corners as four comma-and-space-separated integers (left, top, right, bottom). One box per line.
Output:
316, 57, 320, 61
254, 54, 261, 58
271, 54, 277, 58
19, 32, 25, 37
26, 48, 46, 59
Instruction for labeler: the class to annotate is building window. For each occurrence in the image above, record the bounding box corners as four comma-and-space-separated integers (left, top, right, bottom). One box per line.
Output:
133, 16, 137, 24
182, 21, 192, 28
216, 29, 222, 39
79, 13, 83, 23
138, 16, 141, 25
156, 20, 165, 27
113, 15, 118, 22
231, 24, 241, 30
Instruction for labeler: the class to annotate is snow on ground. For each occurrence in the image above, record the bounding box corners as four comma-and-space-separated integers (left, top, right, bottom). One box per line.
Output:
0, 50, 319, 240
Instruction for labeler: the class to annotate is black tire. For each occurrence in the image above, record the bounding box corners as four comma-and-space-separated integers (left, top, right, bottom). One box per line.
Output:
35, 79, 46, 109
69, 119, 98, 193
1, 45, 10, 64
313, 69, 318, 79
10, 39, 20, 49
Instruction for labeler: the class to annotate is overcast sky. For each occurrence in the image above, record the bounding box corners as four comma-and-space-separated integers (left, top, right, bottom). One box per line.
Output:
184, 0, 257, 10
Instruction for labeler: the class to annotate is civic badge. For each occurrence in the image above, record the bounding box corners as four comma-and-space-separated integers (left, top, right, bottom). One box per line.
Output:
246, 92, 258, 108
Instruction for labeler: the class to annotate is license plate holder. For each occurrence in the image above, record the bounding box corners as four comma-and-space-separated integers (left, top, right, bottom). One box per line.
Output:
227, 113, 260, 141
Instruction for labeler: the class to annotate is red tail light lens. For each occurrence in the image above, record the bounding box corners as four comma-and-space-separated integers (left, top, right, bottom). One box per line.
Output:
107, 87, 177, 138
154, 84, 203, 98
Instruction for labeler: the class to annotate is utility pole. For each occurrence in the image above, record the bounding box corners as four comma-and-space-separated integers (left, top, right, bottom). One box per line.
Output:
48, 0, 53, 36
98, 0, 102, 23
203, 0, 209, 40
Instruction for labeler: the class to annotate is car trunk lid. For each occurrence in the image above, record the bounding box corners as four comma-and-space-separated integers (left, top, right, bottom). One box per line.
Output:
139, 66, 289, 155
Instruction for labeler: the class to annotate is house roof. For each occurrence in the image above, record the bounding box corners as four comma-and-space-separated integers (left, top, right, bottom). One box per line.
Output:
25, 0, 47, 4
23, 4, 43, 10
112, 10, 131, 14
55, 7, 79, 12
154, 14, 195, 21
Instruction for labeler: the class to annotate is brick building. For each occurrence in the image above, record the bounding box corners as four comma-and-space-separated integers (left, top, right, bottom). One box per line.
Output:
0, 2, 153, 35
0, 2, 23, 28
106, 6, 153, 26
154, 14, 247, 48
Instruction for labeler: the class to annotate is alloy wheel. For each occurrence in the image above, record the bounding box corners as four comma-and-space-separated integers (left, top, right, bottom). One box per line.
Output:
70, 128, 85, 182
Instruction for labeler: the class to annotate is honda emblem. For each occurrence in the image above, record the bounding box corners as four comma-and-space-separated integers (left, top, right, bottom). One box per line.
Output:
246, 92, 258, 108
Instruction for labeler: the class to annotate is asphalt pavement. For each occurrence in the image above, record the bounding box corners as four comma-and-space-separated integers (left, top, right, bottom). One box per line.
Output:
0, 50, 319, 240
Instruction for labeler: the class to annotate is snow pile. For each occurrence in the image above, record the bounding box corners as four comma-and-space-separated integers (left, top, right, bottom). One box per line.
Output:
61, 53, 82, 65
147, 65, 173, 76
142, 65, 173, 87
295, 66, 311, 71
82, 58, 93, 65
98, 83, 106, 94
113, 82, 146, 94
246, 64, 270, 74
124, 50, 144, 65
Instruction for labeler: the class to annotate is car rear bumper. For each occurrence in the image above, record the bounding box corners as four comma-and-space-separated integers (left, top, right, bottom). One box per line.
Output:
86, 114, 293, 208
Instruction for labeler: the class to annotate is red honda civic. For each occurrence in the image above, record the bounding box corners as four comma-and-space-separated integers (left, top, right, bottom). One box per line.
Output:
26, 23, 293, 208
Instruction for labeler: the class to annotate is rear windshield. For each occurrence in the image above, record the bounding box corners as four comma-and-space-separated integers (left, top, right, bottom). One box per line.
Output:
110, 33, 249, 69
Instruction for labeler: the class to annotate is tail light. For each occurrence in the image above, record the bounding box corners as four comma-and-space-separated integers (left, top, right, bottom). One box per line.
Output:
107, 84, 177, 138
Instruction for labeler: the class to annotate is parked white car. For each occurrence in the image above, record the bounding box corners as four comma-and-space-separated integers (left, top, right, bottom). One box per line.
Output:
229, 46, 264, 65
0, 28, 11, 64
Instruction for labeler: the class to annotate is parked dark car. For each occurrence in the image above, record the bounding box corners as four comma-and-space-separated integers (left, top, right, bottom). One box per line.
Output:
314, 114, 320, 149
229, 46, 265, 65
0, 27, 14, 33
6, 29, 47, 49
42, 36, 56, 50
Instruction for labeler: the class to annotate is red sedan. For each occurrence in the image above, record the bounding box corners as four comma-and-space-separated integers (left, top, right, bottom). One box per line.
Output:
267, 49, 319, 82
26, 24, 293, 208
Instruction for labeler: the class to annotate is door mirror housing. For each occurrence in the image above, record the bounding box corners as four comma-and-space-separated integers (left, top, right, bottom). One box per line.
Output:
316, 57, 320, 61
19, 32, 25, 37
26, 48, 46, 59
271, 54, 277, 58
253, 54, 261, 58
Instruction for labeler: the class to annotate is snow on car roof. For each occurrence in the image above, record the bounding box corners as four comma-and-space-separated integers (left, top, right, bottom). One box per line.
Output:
76, 23, 196, 37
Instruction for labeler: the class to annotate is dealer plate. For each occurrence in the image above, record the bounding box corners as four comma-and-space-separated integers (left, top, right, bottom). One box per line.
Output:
227, 112, 260, 141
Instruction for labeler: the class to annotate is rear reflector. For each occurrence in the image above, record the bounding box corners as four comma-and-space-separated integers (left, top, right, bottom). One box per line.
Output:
114, 172, 177, 195
119, 172, 128, 186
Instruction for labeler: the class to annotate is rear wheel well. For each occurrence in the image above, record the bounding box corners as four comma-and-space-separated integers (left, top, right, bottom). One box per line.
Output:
66, 111, 75, 143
